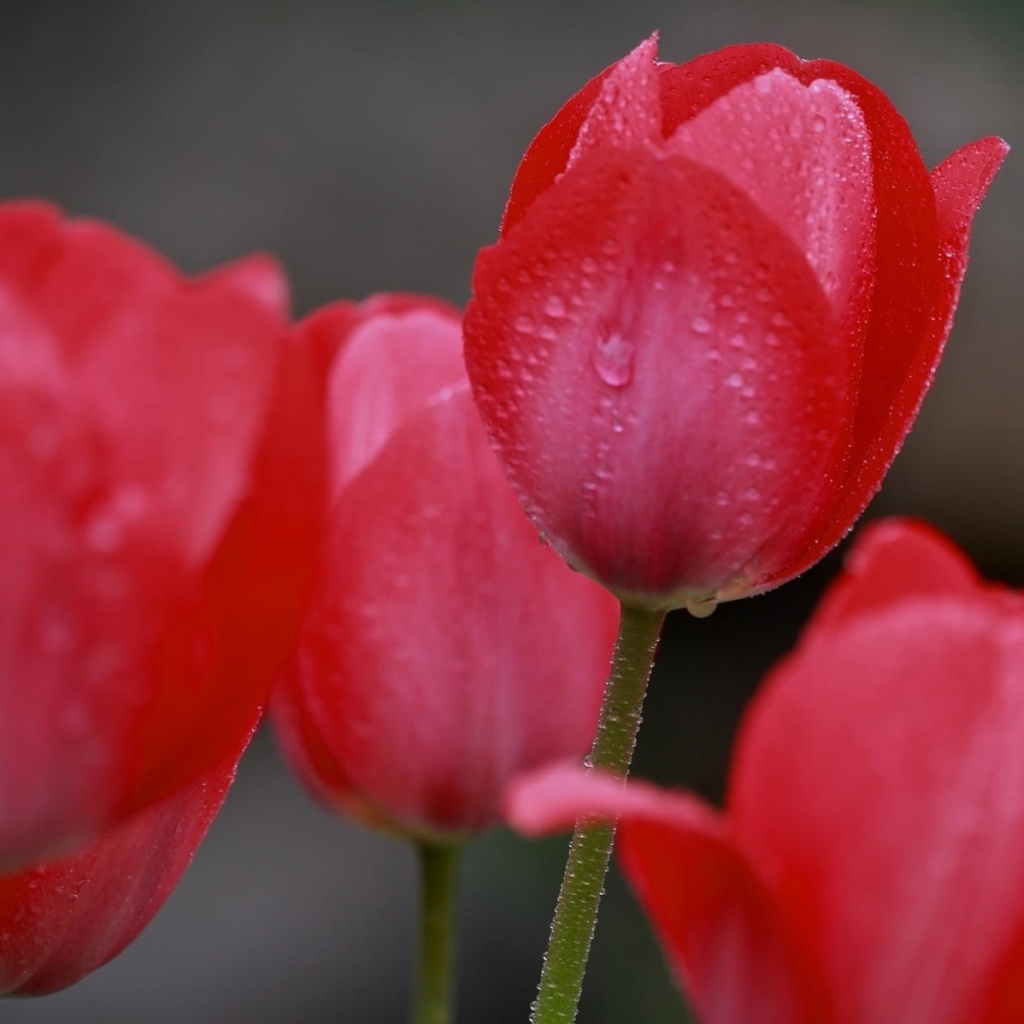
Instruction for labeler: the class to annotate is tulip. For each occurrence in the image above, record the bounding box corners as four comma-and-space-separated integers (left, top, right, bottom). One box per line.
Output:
272, 295, 619, 839
508, 519, 1024, 1024
0, 720, 255, 996
0, 202, 325, 868
464, 37, 1008, 612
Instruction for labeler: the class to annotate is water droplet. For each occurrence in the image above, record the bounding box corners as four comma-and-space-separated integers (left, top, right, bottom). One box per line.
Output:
543, 295, 567, 318
684, 594, 718, 618
514, 315, 535, 334
744, 487, 761, 502
84, 513, 122, 552
691, 316, 712, 334
728, 333, 746, 350
592, 332, 634, 387
811, 112, 827, 134
600, 239, 620, 256
715, 491, 730, 507
581, 256, 598, 274
725, 372, 744, 389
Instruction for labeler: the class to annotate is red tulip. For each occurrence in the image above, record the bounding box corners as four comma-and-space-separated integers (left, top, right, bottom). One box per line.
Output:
0, 203, 325, 868
272, 296, 619, 839
464, 37, 1008, 612
0, 719, 255, 996
508, 520, 1024, 1024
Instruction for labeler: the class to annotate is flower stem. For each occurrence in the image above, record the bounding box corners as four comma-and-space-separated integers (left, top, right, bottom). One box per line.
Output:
530, 602, 667, 1024
413, 841, 461, 1024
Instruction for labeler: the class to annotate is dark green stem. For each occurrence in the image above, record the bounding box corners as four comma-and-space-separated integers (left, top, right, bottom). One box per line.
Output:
413, 841, 461, 1024
530, 602, 667, 1024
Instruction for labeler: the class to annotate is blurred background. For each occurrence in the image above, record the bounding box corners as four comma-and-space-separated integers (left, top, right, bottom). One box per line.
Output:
1, 0, 1019, 1020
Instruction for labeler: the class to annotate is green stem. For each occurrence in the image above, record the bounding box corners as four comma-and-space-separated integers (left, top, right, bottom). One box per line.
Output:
531, 602, 667, 1024
413, 841, 461, 1024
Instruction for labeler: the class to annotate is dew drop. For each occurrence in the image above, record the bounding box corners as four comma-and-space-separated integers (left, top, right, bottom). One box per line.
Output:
728, 333, 746, 350
725, 372, 744, 389
543, 295, 567, 318
581, 256, 599, 274
684, 594, 718, 619
514, 315, 535, 334
811, 112, 827, 134
592, 332, 635, 387
691, 315, 712, 335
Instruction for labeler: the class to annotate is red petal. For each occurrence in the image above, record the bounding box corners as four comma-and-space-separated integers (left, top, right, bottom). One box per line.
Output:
505, 766, 827, 1024
730, 596, 1024, 1024
467, 145, 849, 603
294, 388, 617, 836
929, 136, 1010, 341
0, 721, 252, 995
810, 518, 979, 631
657, 43, 800, 138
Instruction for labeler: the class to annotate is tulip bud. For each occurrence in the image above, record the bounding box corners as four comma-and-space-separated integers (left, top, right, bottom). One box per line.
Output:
465, 38, 1007, 612
273, 296, 619, 839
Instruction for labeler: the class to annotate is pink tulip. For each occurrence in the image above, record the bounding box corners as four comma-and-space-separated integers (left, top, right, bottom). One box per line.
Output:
465, 38, 1007, 612
273, 296, 619, 838
508, 520, 1024, 1023
0, 202, 325, 868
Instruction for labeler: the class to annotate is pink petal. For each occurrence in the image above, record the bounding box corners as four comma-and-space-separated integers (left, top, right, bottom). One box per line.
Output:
730, 594, 1024, 1024
565, 35, 661, 169
321, 301, 466, 499
667, 69, 874, 334
466, 144, 849, 604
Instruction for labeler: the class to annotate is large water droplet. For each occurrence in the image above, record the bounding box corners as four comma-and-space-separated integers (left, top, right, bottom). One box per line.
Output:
592, 332, 635, 387
685, 594, 718, 618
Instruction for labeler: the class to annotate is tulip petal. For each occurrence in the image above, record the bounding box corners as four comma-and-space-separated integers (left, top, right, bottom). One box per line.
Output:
0, 722, 252, 996
506, 766, 828, 1024
730, 596, 1024, 1024
322, 301, 466, 499
657, 43, 800, 137
0, 205, 302, 864
295, 387, 617, 836
929, 136, 1010, 339
809, 518, 980, 631
467, 144, 850, 604
667, 69, 874, 333
566, 35, 661, 168
761, 60, 945, 587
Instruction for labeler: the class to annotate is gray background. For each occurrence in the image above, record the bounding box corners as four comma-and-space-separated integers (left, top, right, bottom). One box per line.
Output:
2, 0, 1020, 1020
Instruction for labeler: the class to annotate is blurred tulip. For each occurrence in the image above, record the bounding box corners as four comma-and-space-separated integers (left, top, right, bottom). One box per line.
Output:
464, 37, 1008, 612
0, 202, 326, 868
273, 295, 619, 839
509, 519, 1024, 1024
0, 719, 255, 996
